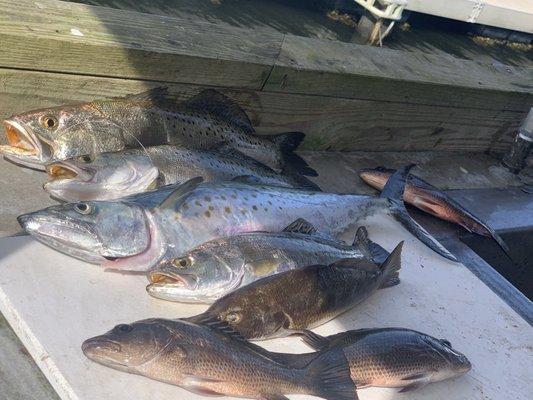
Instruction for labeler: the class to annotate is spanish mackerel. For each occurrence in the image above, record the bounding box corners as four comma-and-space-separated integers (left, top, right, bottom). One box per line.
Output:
18, 165, 456, 270
1, 88, 315, 175
147, 221, 389, 303
44, 145, 319, 201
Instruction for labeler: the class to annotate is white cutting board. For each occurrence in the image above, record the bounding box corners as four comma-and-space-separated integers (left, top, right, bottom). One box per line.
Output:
0, 214, 531, 400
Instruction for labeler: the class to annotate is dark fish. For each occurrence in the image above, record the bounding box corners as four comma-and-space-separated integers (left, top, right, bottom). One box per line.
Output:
82, 318, 357, 400
301, 328, 471, 392
359, 166, 510, 254
1, 88, 316, 176
189, 240, 403, 340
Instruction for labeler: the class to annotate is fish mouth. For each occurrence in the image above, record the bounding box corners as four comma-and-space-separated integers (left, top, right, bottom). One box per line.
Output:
45, 161, 94, 183
0, 120, 51, 167
82, 337, 127, 367
148, 270, 196, 288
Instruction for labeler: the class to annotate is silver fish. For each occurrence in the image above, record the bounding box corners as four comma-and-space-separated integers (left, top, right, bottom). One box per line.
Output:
1, 88, 315, 175
147, 220, 390, 303
44, 145, 319, 201
301, 328, 471, 392
82, 318, 357, 400
18, 165, 456, 271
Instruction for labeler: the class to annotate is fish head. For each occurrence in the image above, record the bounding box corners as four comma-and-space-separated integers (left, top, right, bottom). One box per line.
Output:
18, 200, 150, 263
1, 103, 123, 168
147, 242, 245, 303
429, 337, 472, 379
44, 152, 159, 201
82, 319, 176, 373
358, 167, 394, 191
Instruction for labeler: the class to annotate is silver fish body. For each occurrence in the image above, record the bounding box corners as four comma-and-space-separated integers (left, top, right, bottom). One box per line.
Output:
82, 318, 357, 400
44, 145, 319, 201
301, 328, 471, 392
147, 222, 389, 303
1, 88, 315, 175
19, 167, 456, 270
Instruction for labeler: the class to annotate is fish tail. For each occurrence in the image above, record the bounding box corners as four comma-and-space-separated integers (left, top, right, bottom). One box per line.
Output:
281, 165, 322, 191
381, 165, 457, 262
306, 348, 358, 400
269, 132, 318, 177
379, 241, 403, 289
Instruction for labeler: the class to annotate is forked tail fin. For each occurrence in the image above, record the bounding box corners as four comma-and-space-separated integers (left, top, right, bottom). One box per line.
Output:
270, 132, 318, 177
381, 165, 458, 262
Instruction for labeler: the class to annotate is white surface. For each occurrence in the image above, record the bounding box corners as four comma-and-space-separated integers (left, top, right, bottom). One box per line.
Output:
406, 0, 533, 33
0, 215, 532, 400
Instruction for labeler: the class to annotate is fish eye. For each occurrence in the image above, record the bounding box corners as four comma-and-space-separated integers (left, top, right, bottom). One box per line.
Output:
115, 324, 133, 333
172, 257, 191, 269
40, 115, 58, 130
78, 155, 93, 163
74, 202, 93, 215
225, 311, 241, 324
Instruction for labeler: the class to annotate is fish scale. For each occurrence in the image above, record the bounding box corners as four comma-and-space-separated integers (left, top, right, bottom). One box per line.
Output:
300, 328, 471, 392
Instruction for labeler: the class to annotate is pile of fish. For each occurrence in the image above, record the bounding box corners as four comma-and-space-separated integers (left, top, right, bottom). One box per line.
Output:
5, 87, 504, 399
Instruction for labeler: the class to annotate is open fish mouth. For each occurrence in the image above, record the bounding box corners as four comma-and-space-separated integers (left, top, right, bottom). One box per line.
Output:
45, 162, 93, 182
0, 120, 51, 167
148, 270, 193, 288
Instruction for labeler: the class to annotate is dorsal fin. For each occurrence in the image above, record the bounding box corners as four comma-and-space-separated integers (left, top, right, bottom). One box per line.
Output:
118, 87, 173, 107
184, 89, 254, 133
186, 314, 315, 368
283, 218, 317, 235
157, 177, 203, 210
380, 163, 416, 200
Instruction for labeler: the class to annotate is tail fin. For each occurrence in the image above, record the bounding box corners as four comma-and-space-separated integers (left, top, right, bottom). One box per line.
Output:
270, 132, 318, 177
381, 165, 458, 262
281, 165, 322, 191
306, 348, 358, 400
379, 241, 403, 288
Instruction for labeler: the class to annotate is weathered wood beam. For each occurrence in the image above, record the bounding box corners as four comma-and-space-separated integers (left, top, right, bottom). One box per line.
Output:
0, 0, 282, 89
0, 68, 523, 154
263, 34, 533, 111
0, 0, 531, 113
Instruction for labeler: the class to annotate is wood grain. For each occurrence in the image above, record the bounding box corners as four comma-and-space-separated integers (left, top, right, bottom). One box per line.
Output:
0, 68, 524, 153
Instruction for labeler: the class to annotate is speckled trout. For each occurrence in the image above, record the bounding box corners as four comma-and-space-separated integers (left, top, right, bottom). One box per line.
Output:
1, 88, 315, 175
18, 165, 456, 270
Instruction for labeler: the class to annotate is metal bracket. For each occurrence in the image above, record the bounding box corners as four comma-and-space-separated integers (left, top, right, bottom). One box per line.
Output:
353, 0, 408, 21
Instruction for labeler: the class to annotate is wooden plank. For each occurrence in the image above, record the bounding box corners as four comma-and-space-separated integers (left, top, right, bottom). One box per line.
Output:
0, 0, 531, 113
263, 34, 533, 112
0, 0, 282, 89
0, 68, 524, 154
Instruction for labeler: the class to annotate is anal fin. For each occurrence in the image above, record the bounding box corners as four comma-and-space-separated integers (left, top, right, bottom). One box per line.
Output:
260, 395, 290, 400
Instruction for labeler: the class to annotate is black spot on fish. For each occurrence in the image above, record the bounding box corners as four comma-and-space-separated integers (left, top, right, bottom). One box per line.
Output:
225, 207, 231, 213
205, 211, 211, 218
208, 206, 214, 211
241, 210, 247, 215
264, 208, 268, 212
195, 201, 202, 207
182, 203, 189, 210
268, 201, 272, 205
205, 196, 211, 202
252, 205, 258, 211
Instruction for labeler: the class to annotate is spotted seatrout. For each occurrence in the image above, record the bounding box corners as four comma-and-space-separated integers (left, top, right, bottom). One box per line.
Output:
1, 88, 315, 175
147, 221, 390, 303
18, 165, 456, 270
82, 318, 357, 400
300, 328, 471, 392
44, 145, 319, 201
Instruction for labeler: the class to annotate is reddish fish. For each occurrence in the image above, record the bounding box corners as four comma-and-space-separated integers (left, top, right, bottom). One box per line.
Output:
359, 167, 510, 255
